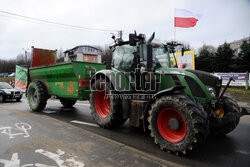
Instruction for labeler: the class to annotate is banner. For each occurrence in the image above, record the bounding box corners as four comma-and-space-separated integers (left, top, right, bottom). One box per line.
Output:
32, 47, 57, 67
174, 51, 195, 69
15, 65, 28, 92
214, 73, 249, 86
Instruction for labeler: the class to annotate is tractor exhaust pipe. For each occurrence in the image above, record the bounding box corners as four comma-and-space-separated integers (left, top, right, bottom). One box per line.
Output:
146, 32, 155, 72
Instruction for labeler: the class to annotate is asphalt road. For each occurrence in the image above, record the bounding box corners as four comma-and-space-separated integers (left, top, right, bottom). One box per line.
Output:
1, 98, 250, 167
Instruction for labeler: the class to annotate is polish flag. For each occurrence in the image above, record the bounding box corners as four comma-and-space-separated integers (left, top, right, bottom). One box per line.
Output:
174, 8, 201, 28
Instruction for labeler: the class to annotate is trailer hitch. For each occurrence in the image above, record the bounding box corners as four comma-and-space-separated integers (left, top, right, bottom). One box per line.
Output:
218, 77, 234, 101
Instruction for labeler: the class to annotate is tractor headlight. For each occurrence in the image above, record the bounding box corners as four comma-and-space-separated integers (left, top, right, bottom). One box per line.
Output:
207, 87, 216, 97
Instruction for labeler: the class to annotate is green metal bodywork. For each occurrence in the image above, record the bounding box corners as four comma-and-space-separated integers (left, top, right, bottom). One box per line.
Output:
96, 67, 213, 104
29, 61, 106, 100
155, 68, 213, 104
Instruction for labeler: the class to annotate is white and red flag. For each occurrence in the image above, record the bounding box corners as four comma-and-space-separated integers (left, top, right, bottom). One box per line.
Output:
174, 8, 201, 28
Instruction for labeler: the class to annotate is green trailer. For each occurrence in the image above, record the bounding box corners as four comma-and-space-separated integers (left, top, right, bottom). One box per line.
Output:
27, 61, 105, 111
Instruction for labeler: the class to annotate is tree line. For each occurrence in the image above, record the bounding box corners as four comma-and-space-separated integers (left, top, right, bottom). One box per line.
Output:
1, 39, 249, 73
0, 49, 64, 73
195, 39, 250, 72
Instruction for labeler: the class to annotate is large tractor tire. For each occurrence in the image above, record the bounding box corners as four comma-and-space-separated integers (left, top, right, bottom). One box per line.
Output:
60, 98, 76, 108
90, 78, 127, 128
148, 94, 209, 155
210, 95, 240, 136
27, 81, 48, 112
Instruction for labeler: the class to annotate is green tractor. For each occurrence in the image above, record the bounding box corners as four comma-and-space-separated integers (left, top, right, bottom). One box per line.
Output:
90, 32, 249, 155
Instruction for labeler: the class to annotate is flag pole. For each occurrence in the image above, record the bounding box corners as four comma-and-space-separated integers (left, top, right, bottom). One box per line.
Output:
174, 26, 176, 41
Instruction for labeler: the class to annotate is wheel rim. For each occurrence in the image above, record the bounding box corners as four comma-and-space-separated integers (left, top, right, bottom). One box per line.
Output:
0, 95, 3, 102
29, 87, 38, 107
94, 89, 110, 118
157, 108, 187, 143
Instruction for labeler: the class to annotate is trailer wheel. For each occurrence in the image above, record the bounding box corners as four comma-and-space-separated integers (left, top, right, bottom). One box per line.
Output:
27, 81, 48, 112
90, 78, 127, 128
60, 98, 76, 108
210, 95, 240, 136
148, 94, 209, 155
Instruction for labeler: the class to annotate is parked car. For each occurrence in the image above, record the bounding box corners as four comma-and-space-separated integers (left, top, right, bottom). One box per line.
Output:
0, 82, 22, 102
8, 73, 15, 77
0, 73, 9, 77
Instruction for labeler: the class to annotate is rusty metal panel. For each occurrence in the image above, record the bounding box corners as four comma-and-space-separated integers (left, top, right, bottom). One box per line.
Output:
31, 47, 57, 67
129, 100, 147, 127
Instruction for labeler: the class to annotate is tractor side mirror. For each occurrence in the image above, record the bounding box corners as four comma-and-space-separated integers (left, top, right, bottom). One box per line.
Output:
181, 47, 185, 56
129, 34, 137, 46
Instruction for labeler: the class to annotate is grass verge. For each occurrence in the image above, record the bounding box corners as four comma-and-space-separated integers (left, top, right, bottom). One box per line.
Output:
224, 87, 250, 102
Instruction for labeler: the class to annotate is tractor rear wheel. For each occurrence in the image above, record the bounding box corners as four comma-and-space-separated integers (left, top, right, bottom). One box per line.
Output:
148, 94, 209, 155
27, 81, 48, 112
60, 98, 76, 108
210, 95, 240, 136
90, 78, 127, 128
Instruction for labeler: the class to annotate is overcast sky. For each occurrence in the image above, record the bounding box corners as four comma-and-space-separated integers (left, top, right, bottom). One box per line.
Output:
0, 0, 249, 59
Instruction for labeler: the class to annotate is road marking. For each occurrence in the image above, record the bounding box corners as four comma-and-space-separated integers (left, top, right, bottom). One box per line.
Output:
0, 123, 31, 139
75, 103, 90, 106
48, 100, 90, 106
0, 149, 84, 167
71, 120, 99, 127
0, 106, 181, 167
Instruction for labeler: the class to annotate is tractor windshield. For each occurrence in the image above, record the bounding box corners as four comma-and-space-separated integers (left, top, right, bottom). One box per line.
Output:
112, 45, 137, 72
153, 44, 176, 68
153, 44, 168, 68
143, 43, 174, 68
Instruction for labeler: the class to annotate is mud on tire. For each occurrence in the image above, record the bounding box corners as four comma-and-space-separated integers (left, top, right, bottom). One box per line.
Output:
27, 81, 48, 112
89, 78, 127, 128
210, 95, 240, 136
148, 94, 209, 155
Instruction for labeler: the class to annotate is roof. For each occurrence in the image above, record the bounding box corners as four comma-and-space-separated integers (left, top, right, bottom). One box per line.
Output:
64, 45, 102, 53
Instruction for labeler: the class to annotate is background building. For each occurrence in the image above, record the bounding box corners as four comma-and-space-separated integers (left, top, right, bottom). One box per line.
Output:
229, 36, 250, 55
64, 45, 102, 63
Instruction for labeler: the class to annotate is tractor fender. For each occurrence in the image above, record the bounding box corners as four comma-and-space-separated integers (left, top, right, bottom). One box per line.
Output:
154, 86, 185, 99
91, 70, 131, 120
144, 85, 207, 122
144, 86, 185, 116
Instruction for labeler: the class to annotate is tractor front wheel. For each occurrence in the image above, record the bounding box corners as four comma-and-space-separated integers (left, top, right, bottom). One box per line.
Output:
148, 94, 209, 155
90, 78, 127, 128
210, 95, 240, 136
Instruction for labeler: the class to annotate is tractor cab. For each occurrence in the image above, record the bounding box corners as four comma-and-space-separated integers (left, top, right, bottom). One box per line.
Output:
111, 33, 184, 74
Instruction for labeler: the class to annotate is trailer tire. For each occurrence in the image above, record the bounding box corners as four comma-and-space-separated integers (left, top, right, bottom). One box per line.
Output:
210, 95, 240, 136
27, 81, 48, 112
148, 94, 209, 155
90, 78, 127, 128
60, 98, 76, 108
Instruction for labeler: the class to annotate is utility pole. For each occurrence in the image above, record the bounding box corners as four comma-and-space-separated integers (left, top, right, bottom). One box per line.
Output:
246, 71, 249, 90
118, 30, 123, 40
22, 48, 29, 66
25, 50, 27, 65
